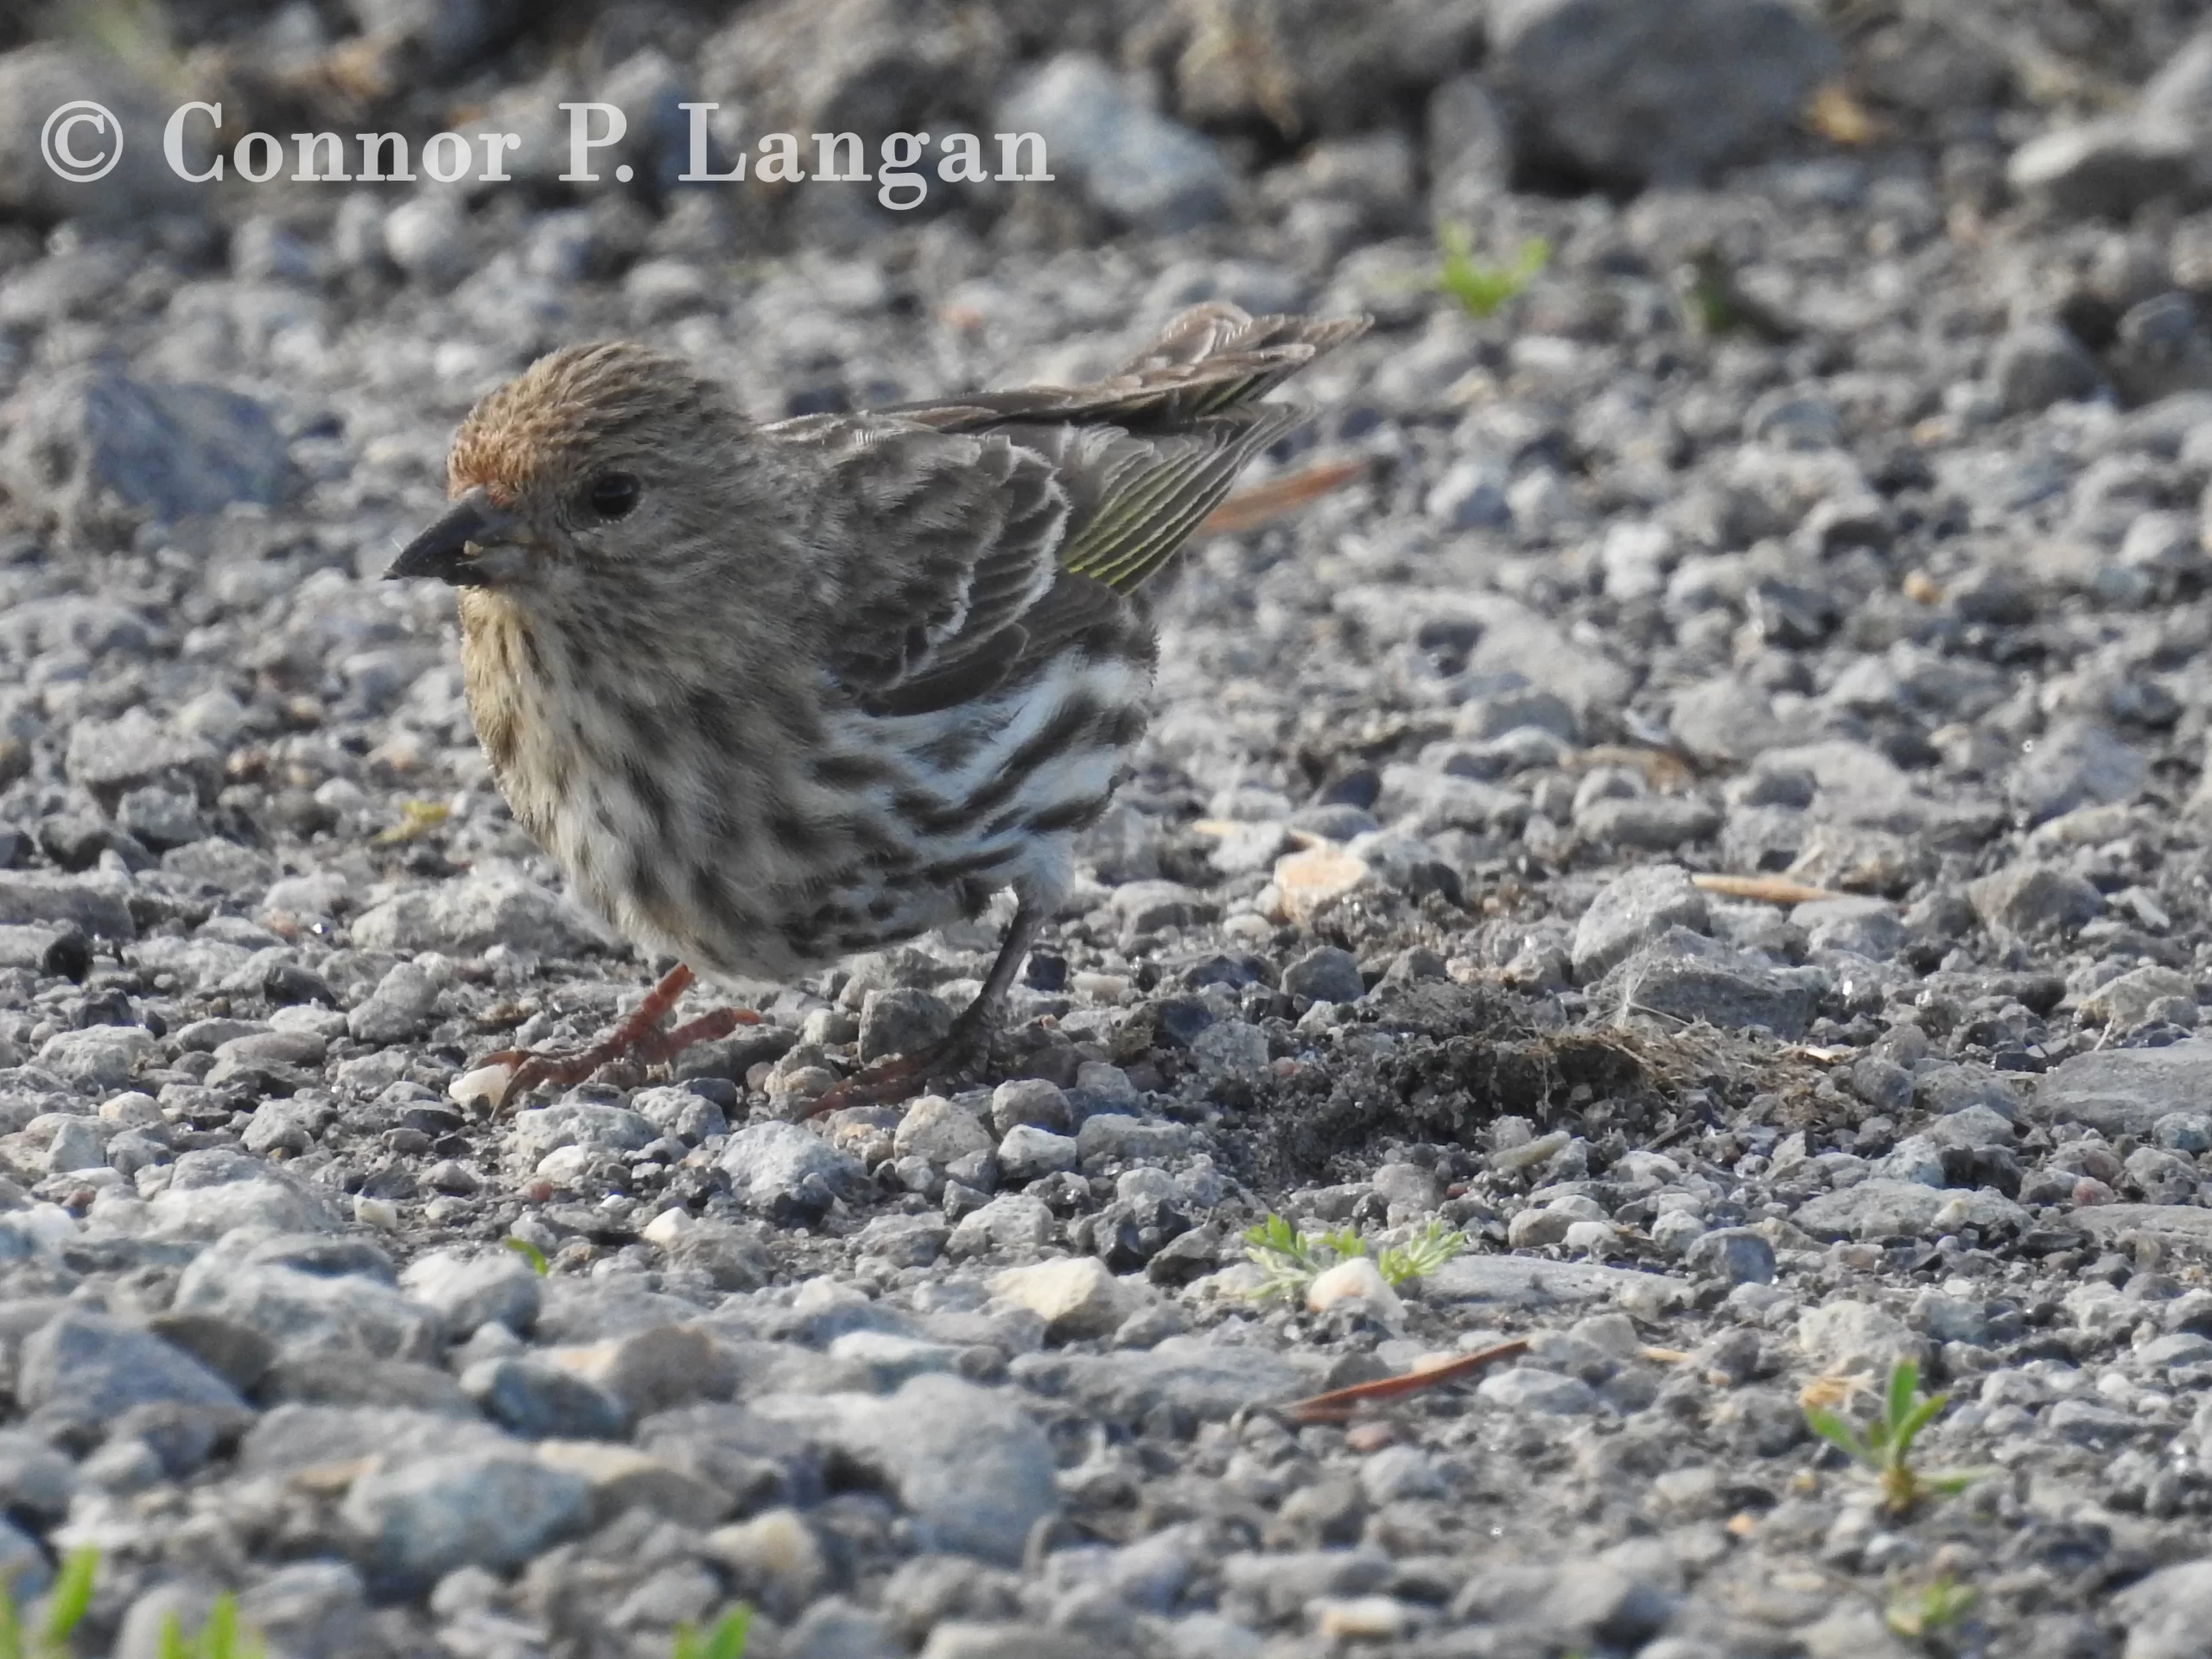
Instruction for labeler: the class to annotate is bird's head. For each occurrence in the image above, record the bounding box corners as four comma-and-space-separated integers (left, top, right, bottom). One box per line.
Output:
385, 340, 751, 600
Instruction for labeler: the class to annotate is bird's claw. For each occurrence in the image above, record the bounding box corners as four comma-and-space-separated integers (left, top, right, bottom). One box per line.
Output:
462, 962, 760, 1113
804, 1020, 997, 1116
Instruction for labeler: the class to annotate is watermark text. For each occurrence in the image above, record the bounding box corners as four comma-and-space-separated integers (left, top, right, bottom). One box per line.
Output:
47, 99, 1051, 211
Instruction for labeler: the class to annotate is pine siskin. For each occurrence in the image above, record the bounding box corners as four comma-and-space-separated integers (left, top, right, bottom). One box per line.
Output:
387, 302, 1368, 1102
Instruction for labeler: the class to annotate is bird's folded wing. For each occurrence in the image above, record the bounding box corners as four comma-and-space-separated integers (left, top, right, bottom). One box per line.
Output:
798, 427, 1070, 715
787, 406, 1300, 716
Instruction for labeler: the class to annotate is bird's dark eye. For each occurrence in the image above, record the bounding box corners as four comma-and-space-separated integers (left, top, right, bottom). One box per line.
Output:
585, 472, 640, 519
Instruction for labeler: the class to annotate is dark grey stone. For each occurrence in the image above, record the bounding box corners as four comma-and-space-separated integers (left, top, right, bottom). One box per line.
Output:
461, 1356, 626, 1440
1281, 946, 1365, 1004
1491, 0, 1837, 186
3, 365, 293, 540
1683, 1228, 1776, 1286
997, 55, 1230, 233
17, 1311, 246, 1419
340, 1451, 592, 1592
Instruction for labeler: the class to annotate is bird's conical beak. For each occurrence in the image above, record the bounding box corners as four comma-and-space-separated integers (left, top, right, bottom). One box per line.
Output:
385, 490, 516, 586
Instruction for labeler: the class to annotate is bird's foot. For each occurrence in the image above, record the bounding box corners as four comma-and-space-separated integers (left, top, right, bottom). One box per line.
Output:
804, 1015, 998, 1116
471, 963, 759, 1107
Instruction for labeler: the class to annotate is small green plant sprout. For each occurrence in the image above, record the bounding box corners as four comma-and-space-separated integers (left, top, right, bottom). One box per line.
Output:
1801, 1360, 1989, 1516
1243, 1215, 1466, 1301
1435, 223, 1550, 320
671, 1606, 753, 1659
0, 1545, 99, 1659
1375, 1219, 1468, 1286
504, 1236, 550, 1276
157, 1594, 265, 1659
1885, 1573, 1978, 1646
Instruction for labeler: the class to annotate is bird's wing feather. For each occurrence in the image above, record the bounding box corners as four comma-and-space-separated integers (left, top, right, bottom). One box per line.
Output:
994, 409, 1307, 594
874, 305, 1369, 435
772, 304, 1367, 712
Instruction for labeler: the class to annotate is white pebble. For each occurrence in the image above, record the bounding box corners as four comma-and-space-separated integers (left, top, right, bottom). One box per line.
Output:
450, 1064, 514, 1113
1306, 1255, 1403, 1325
353, 1195, 399, 1230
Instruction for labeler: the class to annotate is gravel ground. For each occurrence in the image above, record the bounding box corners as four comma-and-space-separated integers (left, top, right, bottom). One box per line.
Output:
3, 2, 2212, 1656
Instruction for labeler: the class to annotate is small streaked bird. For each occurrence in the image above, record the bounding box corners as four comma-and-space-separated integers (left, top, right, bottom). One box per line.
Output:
387, 302, 1369, 1103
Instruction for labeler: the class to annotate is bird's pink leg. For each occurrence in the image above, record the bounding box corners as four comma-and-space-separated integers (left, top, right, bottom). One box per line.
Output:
476, 962, 759, 1103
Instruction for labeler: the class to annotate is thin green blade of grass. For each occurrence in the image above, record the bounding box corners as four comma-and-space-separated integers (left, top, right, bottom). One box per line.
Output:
1802, 1407, 1876, 1466
1893, 1391, 1948, 1454
42, 1548, 98, 1648
1924, 1469, 1992, 1497
672, 1607, 753, 1659
1884, 1359, 1921, 1433
701, 1606, 753, 1659
504, 1236, 550, 1276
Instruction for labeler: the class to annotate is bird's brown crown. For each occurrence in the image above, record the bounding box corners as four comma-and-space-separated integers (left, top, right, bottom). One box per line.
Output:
447, 340, 731, 504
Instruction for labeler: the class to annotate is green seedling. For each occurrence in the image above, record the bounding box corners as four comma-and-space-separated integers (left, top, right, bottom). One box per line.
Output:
1376, 1218, 1468, 1285
1885, 1573, 1978, 1647
0, 1546, 99, 1659
1802, 1360, 1990, 1516
671, 1607, 752, 1659
1243, 1215, 1466, 1301
157, 1594, 265, 1659
1435, 224, 1549, 320
504, 1236, 550, 1276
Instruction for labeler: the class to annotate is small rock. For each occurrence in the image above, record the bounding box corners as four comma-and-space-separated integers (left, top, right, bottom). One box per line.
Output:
1490, 0, 1838, 187
1601, 935, 1821, 1039
349, 868, 611, 957
340, 1452, 591, 1592
1570, 864, 1709, 982
990, 1078, 1073, 1135
948, 1193, 1054, 1258
4, 365, 293, 543
18, 1310, 245, 1419
1969, 860, 2101, 937
993, 1258, 1128, 1339
1076, 1115, 1190, 1166
2112, 1560, 2212, 1659
998, 54, 1232, 233
1683, 1228, 1776, 1286
997, 1125, 1079, 1183
1427, 460, 1512, 529
1476, 1366, 1597, 1414
893, 1096, 994, 1167
1793, 1179, 2026, 1241
1282, 947, 1365, 1005
533, 1440, 731, 1528
720, 1122, 867, 1222
2085, 964, 2197, 1028
1268, 844, 1376, 924
346, 962, 442, 1045
860, 989, 954, 1064
462, 1355, 626, 1440
1797, 1300, 1923, 1375
1991, 321, 2103, 415
1108, 880, 1217, 937
1306, 1256, 1403, 1325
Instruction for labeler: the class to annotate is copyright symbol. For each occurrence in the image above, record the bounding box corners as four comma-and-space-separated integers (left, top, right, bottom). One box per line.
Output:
41, 101, 122, 183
